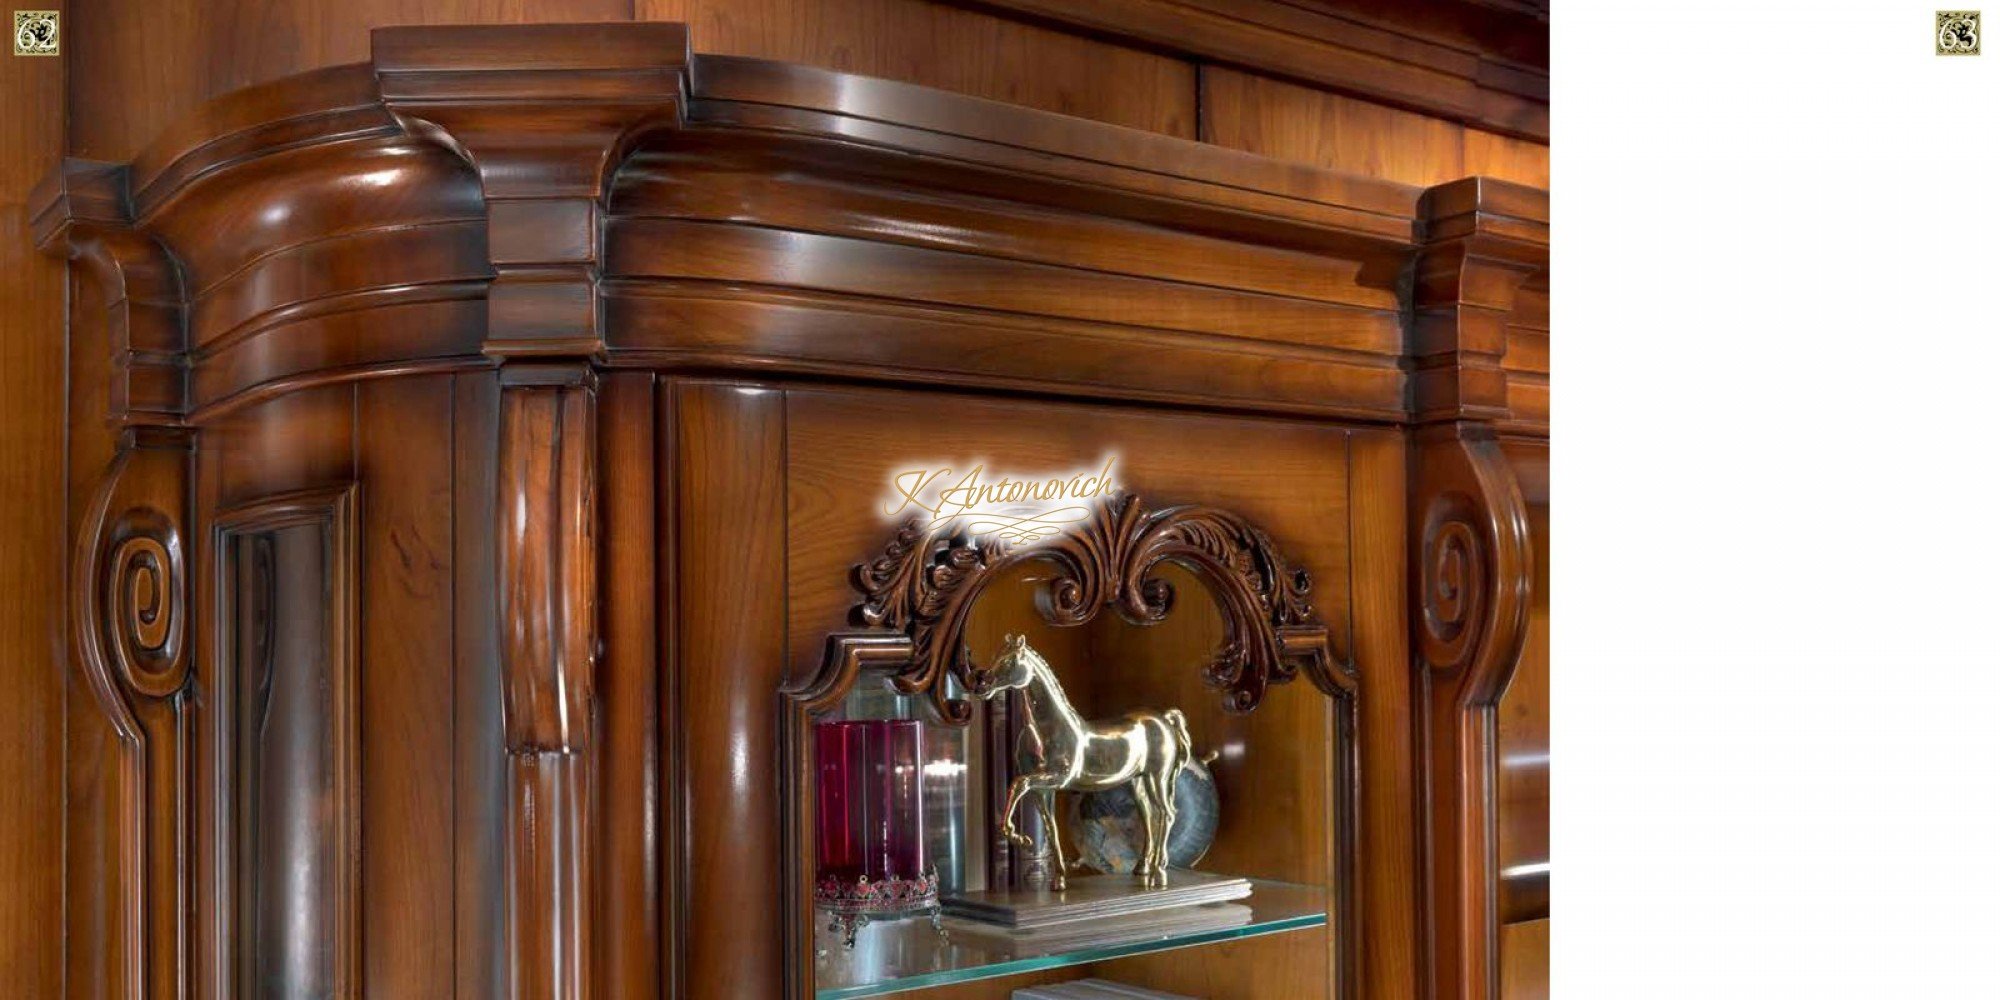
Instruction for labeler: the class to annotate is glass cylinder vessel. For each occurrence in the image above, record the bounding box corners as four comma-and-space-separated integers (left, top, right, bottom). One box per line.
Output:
815, 718, 939, 944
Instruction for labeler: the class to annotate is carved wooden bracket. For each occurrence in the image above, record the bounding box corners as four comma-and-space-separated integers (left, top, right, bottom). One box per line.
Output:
72, 426, 195, 998
376, 24, 691, 358
31, 159, 188, 426
1413, 177, 1549, 427
818, 492, 1355, 725
1412, 421, 1533, 1000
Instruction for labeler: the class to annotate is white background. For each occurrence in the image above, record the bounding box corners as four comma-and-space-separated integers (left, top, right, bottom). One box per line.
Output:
1559, 1, 1999, 994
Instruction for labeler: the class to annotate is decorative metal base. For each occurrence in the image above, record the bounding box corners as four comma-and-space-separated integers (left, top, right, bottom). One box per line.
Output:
814, 867, 944, 949
822, 902, 946, 951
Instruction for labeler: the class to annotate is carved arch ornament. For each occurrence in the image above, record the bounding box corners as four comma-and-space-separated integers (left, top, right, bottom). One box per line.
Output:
815, 492, 1357, 725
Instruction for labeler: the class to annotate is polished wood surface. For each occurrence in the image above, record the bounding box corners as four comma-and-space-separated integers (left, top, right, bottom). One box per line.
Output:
1203, 68, 1548, 188
1499, 918, 1550, 1000
1498, 438, 1550, 928
0, 0, 69, 988
642, 0, 1198, 137
497, 366, 600, 1000
210, 485, 362, 998
21, 17, 1549, 1000
959, 0, 1546, 140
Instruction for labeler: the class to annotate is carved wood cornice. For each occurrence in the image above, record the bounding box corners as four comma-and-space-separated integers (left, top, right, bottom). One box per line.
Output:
30, 160, 188, 427
1413, 176, 1549, 430
1412, 420, 1533, 1000
38, 23, 1535, 427
377, 24, 691, 358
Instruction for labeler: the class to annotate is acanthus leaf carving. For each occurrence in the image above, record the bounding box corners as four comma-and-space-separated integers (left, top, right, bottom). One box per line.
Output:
846, 492, 1352, 723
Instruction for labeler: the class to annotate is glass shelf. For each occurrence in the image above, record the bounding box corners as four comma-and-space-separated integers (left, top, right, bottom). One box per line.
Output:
814, 877, 1327, 999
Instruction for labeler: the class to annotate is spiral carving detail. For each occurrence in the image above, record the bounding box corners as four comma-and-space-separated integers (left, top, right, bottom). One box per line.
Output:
1420, 493, 1486, 673
104, 509, 189, 699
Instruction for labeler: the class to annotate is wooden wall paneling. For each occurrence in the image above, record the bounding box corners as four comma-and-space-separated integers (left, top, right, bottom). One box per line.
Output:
1499, 918, 1550, 1000
64, 260, 122, 1000
639, 0, 1198, 137
1348, 426, 1420, 1000
454, 371, 507, 998
598, 372, 662, 998
934, 0, 1547, 140
2, 1, 68, 986
1202, 66, 1464, 187
672, 381, 790, 999
496, 366, 599, 1000
1463, 130, 1549, 191
64, 0, 636, 163
1202, 67, 1549, 189
355, 375, 457, 994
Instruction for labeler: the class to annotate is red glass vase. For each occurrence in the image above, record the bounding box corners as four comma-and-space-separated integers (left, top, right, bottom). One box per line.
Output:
814, 719, 938, 935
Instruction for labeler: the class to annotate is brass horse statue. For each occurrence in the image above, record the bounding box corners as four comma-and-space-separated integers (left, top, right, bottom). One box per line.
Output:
975, 634, 1194, 888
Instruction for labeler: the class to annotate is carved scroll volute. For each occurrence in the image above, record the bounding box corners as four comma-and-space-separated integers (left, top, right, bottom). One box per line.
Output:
71, 427, 195, 999
496, 365, 599, 1000
31, 159, 189, 426
375, 23, 691, 359
1413, 422, 1533, 1000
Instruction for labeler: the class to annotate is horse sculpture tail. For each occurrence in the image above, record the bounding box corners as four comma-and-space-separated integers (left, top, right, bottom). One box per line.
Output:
1164, 708, 1194, 770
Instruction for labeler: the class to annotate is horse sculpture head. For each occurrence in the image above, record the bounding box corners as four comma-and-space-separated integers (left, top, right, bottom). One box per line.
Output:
974, 633, 1043, 698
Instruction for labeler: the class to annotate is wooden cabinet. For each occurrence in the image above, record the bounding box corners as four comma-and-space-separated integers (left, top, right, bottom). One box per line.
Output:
34, 22, 1547, 999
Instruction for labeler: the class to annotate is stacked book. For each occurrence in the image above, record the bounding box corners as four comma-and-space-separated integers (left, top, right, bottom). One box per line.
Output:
945, 869, 1252, 929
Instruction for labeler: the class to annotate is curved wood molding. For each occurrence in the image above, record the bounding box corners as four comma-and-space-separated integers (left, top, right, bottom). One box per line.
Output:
1413, 422, 1533, 1000
71, 427, 195, 999
1413, 176, 1550, 432
32, 22, 1548, 431
31, 162, 187, 426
